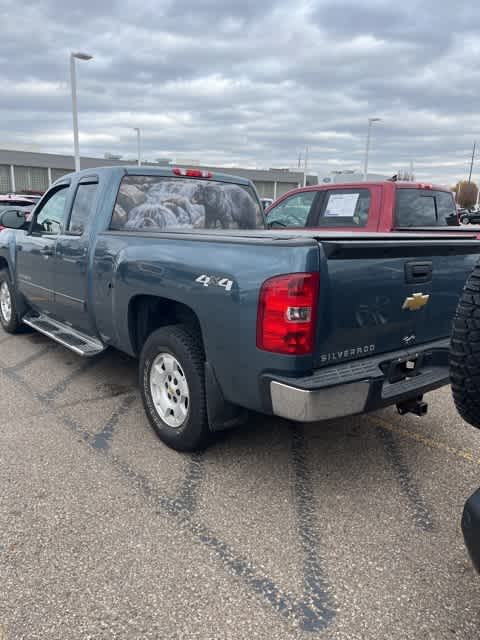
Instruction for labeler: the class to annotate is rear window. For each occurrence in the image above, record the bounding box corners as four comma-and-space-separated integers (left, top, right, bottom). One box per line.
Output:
110, 176, 263, 231
316, 189, 371, 227
395, 189, 457, 227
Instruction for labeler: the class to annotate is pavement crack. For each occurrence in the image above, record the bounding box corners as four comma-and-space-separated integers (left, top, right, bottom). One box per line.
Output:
39, 355, 106, 402
290, 424, 337, 631
4, 345, 56, 372
376, 426, 435, 532
91, 394, 138, 451
172, 453, 205, 515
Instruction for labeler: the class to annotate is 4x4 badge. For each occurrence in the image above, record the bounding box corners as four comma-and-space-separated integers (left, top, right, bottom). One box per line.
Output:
402, 292, 430, 311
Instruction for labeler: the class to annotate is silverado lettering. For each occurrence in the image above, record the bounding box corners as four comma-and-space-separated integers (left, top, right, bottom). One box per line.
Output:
321, 345, 376, 363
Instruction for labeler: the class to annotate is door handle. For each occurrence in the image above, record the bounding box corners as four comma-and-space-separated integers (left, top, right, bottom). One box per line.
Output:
405, 260, 432, 284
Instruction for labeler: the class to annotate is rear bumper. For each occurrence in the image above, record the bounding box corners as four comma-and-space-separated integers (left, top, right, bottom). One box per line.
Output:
266, 338, 450, 422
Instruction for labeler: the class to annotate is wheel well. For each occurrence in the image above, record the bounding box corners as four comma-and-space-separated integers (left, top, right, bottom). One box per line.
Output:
129, 295, 204, 356
0, 257, 9, 274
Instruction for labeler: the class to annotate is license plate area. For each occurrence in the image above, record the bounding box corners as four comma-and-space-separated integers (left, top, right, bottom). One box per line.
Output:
386, 353, 424, 383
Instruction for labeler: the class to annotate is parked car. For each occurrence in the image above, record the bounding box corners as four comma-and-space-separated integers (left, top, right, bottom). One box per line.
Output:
462, 488, 480, 572
0, 193, 38, 213
265, 181, 469, 232
459, 207, 480, 225
1, 166, 480, 452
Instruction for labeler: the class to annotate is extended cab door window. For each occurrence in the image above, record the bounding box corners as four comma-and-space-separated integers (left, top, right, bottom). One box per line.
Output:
32, 186, 69, 235
316, 188, 371, 227
67, 182, 98, 235
267, 192, 317, 228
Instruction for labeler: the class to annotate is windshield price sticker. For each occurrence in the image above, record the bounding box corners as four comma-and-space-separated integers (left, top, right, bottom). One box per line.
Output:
325, 193, 360, 217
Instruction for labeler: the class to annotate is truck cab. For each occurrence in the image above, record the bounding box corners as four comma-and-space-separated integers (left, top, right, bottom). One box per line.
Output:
266, 181, 465, 233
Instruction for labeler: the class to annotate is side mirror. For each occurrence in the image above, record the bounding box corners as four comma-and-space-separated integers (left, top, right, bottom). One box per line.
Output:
0, 209, 28, 230
446, 213, 460, 226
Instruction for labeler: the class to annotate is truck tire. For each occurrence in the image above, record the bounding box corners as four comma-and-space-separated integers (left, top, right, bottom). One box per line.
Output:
0, 270, 23, 334
139, 325, 211, 451
450, 263, 480, 428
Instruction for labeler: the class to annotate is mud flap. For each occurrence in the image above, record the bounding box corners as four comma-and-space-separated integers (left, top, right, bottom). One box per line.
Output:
205, 362, 249, 431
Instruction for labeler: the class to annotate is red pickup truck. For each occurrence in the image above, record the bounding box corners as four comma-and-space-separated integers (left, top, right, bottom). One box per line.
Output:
265, 181, 466, 232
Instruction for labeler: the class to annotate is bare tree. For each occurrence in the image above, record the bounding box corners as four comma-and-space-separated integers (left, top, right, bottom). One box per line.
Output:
455, 180, 479, 208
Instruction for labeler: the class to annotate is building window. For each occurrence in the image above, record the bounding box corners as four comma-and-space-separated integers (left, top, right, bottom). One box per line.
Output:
0, 165, 11, 194
254, 181, 274, 199
14, 166, 49, 193
51, 168, 72, 182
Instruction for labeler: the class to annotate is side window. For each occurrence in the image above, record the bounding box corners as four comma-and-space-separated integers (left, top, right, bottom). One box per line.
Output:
317, 189, 371, 227
33, 186, 69, 235
68, 183, 98, 235
267, 192, 317, 228
435, 191, 457, 225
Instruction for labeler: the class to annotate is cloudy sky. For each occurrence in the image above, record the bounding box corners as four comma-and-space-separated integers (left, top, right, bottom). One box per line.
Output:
1, 0, 479, 184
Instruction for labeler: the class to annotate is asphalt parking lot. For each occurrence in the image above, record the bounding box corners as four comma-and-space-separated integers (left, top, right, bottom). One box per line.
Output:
1, 326, 479, 640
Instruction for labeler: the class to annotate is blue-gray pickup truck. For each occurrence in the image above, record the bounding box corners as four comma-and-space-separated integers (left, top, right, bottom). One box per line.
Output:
0, 166, 479, 451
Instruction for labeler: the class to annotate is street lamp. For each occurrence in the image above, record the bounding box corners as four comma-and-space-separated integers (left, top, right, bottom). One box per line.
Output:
363, 117, 381, 181
70, 51, 93, 172
133, 128, 142, 166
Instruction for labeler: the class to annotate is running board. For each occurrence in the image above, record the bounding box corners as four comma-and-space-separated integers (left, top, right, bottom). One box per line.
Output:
22, 313, 106, 357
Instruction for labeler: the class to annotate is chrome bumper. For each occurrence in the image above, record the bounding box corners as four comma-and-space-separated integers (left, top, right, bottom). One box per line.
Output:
268, 339, 451, 423
270, 380, 370, 422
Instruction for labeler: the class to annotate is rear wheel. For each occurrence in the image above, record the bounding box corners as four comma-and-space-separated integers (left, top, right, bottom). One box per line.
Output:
450, 262, 480, 427
0, 270, 23, 333
139, 325, 211, 451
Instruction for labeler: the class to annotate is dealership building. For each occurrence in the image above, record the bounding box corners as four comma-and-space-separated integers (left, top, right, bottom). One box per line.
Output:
0, 148, 316, 199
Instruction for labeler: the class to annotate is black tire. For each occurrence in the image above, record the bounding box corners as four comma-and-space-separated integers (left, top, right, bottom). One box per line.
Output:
139, 325, 211, 451
0, 269, 23, 333
450, 262, 480, 428
461, 216, 470, 225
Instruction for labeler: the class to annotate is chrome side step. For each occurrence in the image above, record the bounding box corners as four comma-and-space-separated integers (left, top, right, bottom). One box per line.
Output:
22, 313, 106, 357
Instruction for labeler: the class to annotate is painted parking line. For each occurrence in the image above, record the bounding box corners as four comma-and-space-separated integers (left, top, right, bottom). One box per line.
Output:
368, 415, 480, 467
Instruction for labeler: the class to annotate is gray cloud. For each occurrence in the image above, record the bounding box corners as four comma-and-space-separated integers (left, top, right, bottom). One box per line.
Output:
1, 0, 479, 185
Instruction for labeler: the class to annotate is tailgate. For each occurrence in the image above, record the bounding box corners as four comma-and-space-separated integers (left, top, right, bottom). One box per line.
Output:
314, 236, 480, 368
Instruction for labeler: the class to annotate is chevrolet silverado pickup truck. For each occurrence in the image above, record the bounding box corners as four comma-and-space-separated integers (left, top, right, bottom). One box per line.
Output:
265, 181, 472, 232
1, 166, 480, 451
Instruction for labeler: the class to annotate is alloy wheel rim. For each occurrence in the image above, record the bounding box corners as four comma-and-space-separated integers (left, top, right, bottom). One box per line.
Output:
149, 353, 190, 428
0, 282, 12, 323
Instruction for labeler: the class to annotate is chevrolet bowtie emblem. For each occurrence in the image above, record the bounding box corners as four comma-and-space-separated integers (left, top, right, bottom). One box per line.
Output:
402, 292, 430, 311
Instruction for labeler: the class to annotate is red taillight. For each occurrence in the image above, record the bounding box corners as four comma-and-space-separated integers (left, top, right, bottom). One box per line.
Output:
257, 272, 319, 355
172, 167, 212, 179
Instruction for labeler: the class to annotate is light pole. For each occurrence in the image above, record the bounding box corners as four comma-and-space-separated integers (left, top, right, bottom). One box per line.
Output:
133, 128, 142, 166
70, 51, 93, 172
468, 141, 476, 183
363, 117, 381, 181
